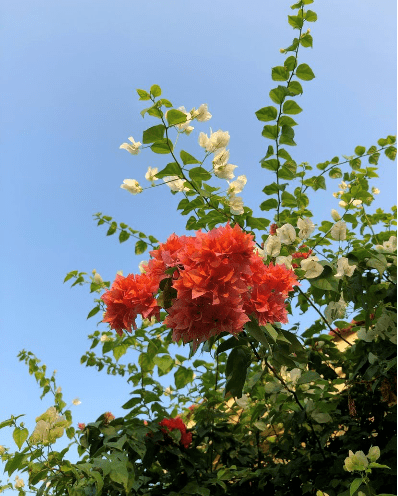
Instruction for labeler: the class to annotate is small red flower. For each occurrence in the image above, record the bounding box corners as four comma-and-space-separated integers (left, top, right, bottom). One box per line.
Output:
103, 412, 115, 424
159, 417, 192, 448
269, 223, 278, 235
77, 423, 86, 430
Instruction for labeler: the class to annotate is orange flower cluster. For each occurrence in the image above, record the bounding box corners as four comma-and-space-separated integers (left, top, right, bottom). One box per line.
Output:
101, 223, 297, 350
159, 417, 192, 448
291, 244, 313, 268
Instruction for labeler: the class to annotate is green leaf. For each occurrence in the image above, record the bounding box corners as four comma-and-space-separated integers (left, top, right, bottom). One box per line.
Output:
261, 159, 279, 171
350, 478, 363, 496
260, 199, 279, 211
136, 89, 150, 100
189, 167, 212, 182
255, 106, 278, 122
107, 222, 117, 236
150, 84, 162, 97
281, 191, 297, 207
87, 306, 100, 319
150, 138, 173, 154
300, 33, 313, 48
153, 355, 174, 374
174, 367, 194, 389
113, 343, 128, 361
311, 411, 332, 423
155, 162, 181, 179
288, 15, 304, 29
283, 100, 303, 115
288, 81, 303, 95
262, 182, 286, 195
135, 240, 148, 255
147, 106, 163, 119
166, 109, 188, 126
354, 145, 366, 156
262, 125, 279, 140
246, 320, 270, 349
279, 115, 298, 127
225, 347, 251, 398
305, 9, 317, 21
296, 63, 315, 81
269, 86, 289, 104
368, 153, 380, 165
329, 168, 342, 179
297, 371, 320, 384
119, 231, 130, 243
180, 150, 200, 165
159, 98, 173, 108
272, 66, 289, 81
279, 125, 296, 146
13, 427, 28, 449
385, 146, 397, 160
109, 461, 130, 491
246, 216, 270, 230
284, 56, 297, 71
142, 124, 165, 144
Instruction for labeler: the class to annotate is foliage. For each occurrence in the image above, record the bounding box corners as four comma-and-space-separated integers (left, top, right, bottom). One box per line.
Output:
1, 2, 396, 496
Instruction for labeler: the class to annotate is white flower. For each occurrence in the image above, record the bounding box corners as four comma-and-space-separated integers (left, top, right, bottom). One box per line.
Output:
333, 192, 339, 198
119, 137, 141, 155
184, 125, 194, 135
265, 236, 281, 257
72, 398, 81, 406
198, 132, 210, 149
344, 450, 368, 472
339, 181, 348, 190
331, 209, 341, 221
275, 255, 293, 270
297, 217, 315, 239
367, 446, 381, 462
228, 196, 244, 215
276, 223, 296, 245
213, 148, 229, 167
375, 236, 397, 253
163, 176, 189, 192
205, 129, 230, 152
164, 387, 172, 396
116, 270, 123, 276
253, 245, 265, 258
339, 200, 347, 207
145, 166, 158, 185
357, 327, 377, 342
227, 175, 247, 195
121, 179, 143, 195
352, 199, 362, 207
138, 261, 148, 273
301, 256, 324, 279
192, 103, 212, 122
14, 477, 25, 489
334, 257, 357, 279
324, 298, 347, 324
330, 220, 347, 241
290, 368, 302, 384
100, 334, 113, 342
56, 387, 62, 393
93, 272, 103, 284
214, 163, 237, 180
372, 187, 380, 195
143, 316, 157, 326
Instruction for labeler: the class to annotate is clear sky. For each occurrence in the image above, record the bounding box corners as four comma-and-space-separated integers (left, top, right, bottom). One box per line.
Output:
0, 0, 396, 486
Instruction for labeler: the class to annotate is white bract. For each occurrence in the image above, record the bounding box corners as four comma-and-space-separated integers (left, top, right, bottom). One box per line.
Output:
227, 175, 247, 195
120, 179, 143, 195
331, 209, 341, 221
275, 255, 293, 270
276, 223, 296, 245
139, 261, 148, 273
372, 187, 380, 195
93, 272, 103, 284
324, 298, 347, 323
375, 236, 397, 253
145, 166, 158, 185
301, 256, 324, 279
334, 257, 356, 279
228, 196, 244, 215
199, 129, 230, 153
265, 235, 281, 257
163, 176, 189, 192
214, 163, 237, 180
344, 450, 368, 472
192, 103, 212, 122
119, 137, 141, 155
72, 398, 81, 405
297, 217, 315, 239
330, 220, 347, 241
14, 477, 25, 489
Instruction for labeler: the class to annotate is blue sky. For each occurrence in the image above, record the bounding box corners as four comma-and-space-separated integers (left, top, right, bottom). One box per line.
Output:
0, 0, 396, 485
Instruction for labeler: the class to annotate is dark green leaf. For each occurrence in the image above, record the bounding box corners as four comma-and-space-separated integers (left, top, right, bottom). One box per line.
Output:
189, 167, 212, 182
119, 231, 130, 243
263, 182, 286, 195
350, 478, 363, 496
150, 138, 173, 154
150, 84, 161, 97
288, 81, 303, 95
261, 158, 279, 171
368, 153, 380, 165
255, 106, 278, 122
142, 124, 165, 144
107, 222, 117, 236
260, 199, 278, 211
263, 145, 275, 159
329, 168, 342, 178
174, 367, 194, 389
279, 115, 298, 127
246, 216, 270, 230
225, 347, 251, 398
166, 109, 187, 126
288, 15, 304, 29
279, 125, 296, 146
354, 145, 366, 156
272, 66, 289, 81
180, 150, 200, 165
296, 63, 315, 81
147, 106, 163, 119
269, 86, 289, 104
297, 371, 320, 384
155, 162, 181, 179
87, 306, 100, 319
385, 146, 397, 160
281, 191, 297, 207
284, 56, 297, 71
135, 240, 148, 255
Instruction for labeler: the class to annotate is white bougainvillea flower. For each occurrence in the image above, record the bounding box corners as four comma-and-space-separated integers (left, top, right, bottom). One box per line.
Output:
344, 450, 369, 472
138, 260, 148, 273
339, 200, 347, 208
192, 103, 212, 122
276, 223, 296, 245
334, 257, 357, 279
72, 398, 81, 405
253, 245, 265, 258
375, 236, 397, 253
229, 196, 244, 215
145, 166, 158, 185
100, 334, 113, 342
333, 192, 339, 198
324, 298, 347, 323
275, 255, 293, 270
367, 446, 381, 462
213, 148, 229, 167
330, 220, 347, 241
163, 176, 189, 192
352, 199, 362, 207
265, 235, 281, 257
14, 477, 25, 489
205, 129, 230, 152
93, 272, 103, 284
121, 179, 143, 195
227, 175, 247, 195
331, 209, 341, 221
357, 327, 377, 342
297, 217, 315, 239
119, 137, 142, 155
338, 181, 348, 190
214, 163, 237, 180
301, 256, 324, 279
372, 187, 380, 195
198, 132, 210, 149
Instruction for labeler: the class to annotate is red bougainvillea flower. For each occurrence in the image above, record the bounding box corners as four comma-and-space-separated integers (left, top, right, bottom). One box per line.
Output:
77, 423, 86, 430
101, 273, 161, 335
159, 417, 192, 448
103, 412, 115, 423
269, 223, 278, 235
145, 233, 191, 282
291, 245, 313, 268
